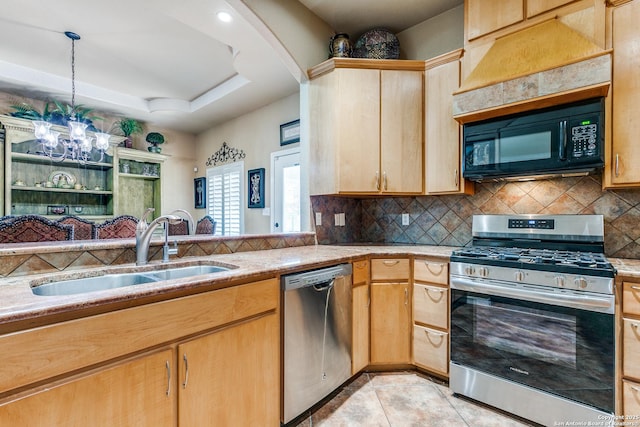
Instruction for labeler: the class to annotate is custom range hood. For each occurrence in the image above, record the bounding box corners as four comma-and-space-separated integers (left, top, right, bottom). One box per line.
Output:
453, 19, 611, 124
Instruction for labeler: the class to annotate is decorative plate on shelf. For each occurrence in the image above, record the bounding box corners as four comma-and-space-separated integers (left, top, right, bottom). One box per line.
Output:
352, 28, 400, 59
48, 171, 76, 188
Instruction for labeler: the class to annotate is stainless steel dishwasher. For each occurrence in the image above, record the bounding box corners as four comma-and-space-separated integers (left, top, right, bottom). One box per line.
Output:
282, 263, 352, 425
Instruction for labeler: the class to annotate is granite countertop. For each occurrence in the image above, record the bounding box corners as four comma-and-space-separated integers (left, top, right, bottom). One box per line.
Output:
0, 244, 455, 330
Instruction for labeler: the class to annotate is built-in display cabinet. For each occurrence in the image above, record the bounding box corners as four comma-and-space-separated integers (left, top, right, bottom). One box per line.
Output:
1, 115, 166, 219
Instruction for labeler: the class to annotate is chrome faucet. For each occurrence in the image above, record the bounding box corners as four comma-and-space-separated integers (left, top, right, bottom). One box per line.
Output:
136, 214, 183, 266
169, 209, 195, 235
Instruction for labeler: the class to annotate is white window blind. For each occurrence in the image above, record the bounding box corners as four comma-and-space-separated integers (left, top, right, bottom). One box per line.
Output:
206, 161, 244, 236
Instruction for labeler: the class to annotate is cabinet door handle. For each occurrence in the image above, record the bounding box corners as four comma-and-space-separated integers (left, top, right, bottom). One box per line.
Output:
616, 154, 620, 177
165, 361, 171, 397
375, 171, 380, 190
404, 287, 409, 306
454, 168, 459, 187
182, 353, 189, 389
630, 285, 640, 291
383, 172, 388, 191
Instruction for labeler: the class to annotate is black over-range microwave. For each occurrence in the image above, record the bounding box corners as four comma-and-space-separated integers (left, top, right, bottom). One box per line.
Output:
462, 98, 605, 181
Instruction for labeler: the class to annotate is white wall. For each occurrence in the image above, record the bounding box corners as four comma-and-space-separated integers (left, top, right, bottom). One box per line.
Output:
397, 5, 464, 60
195, 93, 300, 234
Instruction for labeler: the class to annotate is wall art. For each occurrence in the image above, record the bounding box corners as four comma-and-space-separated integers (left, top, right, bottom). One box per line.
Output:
248, 168, 265, 208
280, 119, 300, 146
194, 177, 206, 209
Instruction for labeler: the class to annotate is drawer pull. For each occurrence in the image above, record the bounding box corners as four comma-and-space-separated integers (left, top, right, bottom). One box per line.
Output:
355, 262, 367, 270
424, 287, 445, 302
424, 329, 445, 347
631, 285, 640, 291
632, 385, 640, 393
424, 262, 445, 275
383, 260, 399, 267
182, 353, 189, 389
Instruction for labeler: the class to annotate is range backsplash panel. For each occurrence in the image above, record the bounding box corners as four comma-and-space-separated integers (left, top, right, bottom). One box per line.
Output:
311, 175, 640, 259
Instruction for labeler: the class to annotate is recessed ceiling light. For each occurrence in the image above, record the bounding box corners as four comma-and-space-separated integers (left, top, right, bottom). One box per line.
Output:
217, 11, 233, 23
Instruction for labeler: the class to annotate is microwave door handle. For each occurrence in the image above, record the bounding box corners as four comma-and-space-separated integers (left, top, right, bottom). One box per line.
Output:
559, 120, 568, 161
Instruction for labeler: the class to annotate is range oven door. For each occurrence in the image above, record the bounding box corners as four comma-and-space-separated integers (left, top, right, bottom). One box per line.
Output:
450, 280, 614, 414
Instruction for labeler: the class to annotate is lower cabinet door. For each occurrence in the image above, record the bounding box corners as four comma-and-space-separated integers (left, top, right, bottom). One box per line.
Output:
352, 284, 370, 373
370, 282, 411, 364
178, 312, 280, 427
0, 349, 175, 427
413, 324, 448, 375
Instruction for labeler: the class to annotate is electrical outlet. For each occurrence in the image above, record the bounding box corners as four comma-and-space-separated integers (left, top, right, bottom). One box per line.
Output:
402, 213, 410, 226
315, 212, 322, 226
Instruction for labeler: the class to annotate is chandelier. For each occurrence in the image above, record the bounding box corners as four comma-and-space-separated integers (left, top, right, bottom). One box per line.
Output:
32, 31, 110, 163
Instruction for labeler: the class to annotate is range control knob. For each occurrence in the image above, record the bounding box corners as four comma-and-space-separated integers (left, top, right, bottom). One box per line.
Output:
478, 267, 489, 278
554, 276, 565, 287
574, 277, 588, 289
514, 270, 525, 282
464, 266, 475, 275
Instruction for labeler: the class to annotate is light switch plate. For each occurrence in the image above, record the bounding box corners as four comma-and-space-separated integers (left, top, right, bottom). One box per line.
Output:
402, 213, 409, 226
315, 212, 322, 226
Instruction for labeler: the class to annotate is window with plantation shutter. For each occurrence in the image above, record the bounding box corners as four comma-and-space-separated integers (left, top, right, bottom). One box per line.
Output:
206, 161, 244, 236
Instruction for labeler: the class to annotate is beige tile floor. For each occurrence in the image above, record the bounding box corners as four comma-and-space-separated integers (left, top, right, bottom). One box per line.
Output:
293, 371, 538, 427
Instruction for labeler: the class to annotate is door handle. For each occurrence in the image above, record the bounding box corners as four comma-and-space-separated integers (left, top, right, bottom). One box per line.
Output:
165, 360, 171, 396
182, 353, 189, 389
615, 154, 620, 177
375, 171, 380, 190
559, 120, 567, 161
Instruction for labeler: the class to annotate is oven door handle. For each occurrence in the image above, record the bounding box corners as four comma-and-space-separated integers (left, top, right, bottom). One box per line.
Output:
450, 276, 614, 314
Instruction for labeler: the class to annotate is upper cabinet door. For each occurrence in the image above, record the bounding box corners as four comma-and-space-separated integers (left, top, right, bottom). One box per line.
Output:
610, 0, 640, 186
466, 0, 524, 40
337, 68, 381, 193
380, 70, 424, 194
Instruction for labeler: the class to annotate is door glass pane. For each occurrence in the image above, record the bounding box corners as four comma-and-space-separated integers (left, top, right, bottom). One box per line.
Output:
282, 164, 300, 233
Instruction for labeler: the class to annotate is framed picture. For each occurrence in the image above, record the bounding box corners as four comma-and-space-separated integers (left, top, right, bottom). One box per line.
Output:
248, 168, 265, 208
194, 177, 206, 209
280, 119, 300, 146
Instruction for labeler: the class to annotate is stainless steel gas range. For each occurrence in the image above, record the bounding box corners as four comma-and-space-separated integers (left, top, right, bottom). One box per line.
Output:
449, 214, 616, 426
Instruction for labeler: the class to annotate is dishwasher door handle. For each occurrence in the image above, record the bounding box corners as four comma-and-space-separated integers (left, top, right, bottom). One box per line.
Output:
313, 279, 336, 292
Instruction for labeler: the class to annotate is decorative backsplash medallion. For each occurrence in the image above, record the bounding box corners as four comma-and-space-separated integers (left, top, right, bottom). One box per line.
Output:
311, 175, 640, 259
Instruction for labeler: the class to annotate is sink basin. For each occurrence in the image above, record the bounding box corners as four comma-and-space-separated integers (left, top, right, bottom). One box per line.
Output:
31, 273, 159, 296
147, 265, 229, 281
31, 264, 231, 296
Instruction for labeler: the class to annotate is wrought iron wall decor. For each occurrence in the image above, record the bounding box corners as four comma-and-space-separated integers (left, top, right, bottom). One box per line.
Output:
248, 168, 265, 208
206, 142, 246, 166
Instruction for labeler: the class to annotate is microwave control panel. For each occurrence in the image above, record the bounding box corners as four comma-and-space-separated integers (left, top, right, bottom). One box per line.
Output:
571, 123, 598, 158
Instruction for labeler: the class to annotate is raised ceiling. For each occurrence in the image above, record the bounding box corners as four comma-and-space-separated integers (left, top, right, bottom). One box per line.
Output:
0, 0, 461, 134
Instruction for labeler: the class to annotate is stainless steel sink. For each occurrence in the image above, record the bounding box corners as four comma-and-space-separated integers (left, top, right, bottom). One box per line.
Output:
147, 265, 229, 281
31, 273, 160, 296
31, 264, 231, 296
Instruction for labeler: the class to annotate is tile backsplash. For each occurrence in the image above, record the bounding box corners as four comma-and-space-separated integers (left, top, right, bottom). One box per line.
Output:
311, 175, 640, 259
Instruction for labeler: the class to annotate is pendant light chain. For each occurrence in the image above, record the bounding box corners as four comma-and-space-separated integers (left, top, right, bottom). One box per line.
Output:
70, 36, 76, 115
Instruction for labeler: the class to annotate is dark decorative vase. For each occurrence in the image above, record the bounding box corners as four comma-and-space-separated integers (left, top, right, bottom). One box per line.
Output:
329, 33, 351, 58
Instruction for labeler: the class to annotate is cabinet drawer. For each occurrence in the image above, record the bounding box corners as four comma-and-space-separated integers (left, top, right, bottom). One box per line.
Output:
371, 258, 409, 281
624, 317, 640, 380
623, 379, 640, 418
414, 259, 448, 285
413, 324, 448, 375
413, 284, 448, 329
353, 260, 370, 285
623, 282, 640, 316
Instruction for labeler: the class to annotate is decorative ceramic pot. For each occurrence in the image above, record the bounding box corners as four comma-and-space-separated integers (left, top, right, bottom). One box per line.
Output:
329, 33, 352, 58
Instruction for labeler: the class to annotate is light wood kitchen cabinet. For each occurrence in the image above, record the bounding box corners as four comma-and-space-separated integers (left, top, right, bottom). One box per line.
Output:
466, 0, 524, 40
621, 280, 640, 416
370, 258, 411, 365
425, 50, 472, 195
0, 348, 174, 426
0, 277, 279, 425
352, 259, 370, 374
308, 59, 424, 195
605, 0, 640, 187
412, 258, 449, 376
178, 312, 279, 426
526, 0, 576, 18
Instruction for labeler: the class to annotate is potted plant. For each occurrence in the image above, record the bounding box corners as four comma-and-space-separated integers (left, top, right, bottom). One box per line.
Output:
145, 132, 165, 153
111, 118, 143, 148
